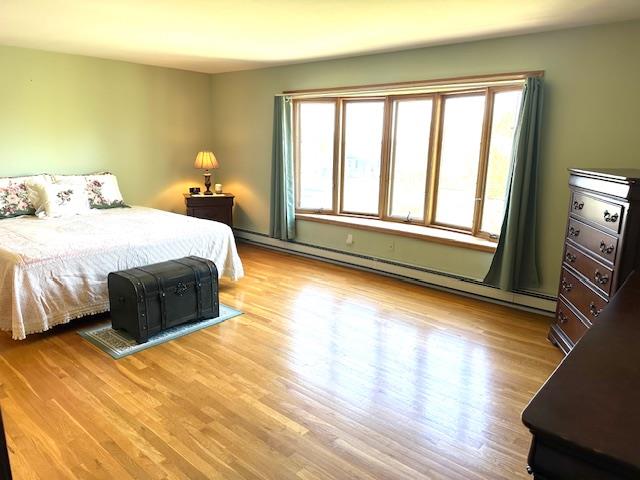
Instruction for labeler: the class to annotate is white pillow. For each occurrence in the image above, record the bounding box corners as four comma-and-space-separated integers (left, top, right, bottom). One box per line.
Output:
54, 173, 127, 209
29, 182, 91, 218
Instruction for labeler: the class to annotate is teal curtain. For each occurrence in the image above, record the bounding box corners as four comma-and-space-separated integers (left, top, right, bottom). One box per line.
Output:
484, 77, 544, 291
270, 96, 296, 241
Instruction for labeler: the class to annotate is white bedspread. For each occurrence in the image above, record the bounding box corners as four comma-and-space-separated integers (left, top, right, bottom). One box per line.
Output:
0, 207, 244, 339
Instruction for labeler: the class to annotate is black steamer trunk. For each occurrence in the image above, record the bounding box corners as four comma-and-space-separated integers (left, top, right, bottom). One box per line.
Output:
108, 256, 219, 343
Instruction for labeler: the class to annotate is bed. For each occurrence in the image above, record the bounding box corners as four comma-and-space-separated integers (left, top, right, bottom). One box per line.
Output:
0, 206, 244, 339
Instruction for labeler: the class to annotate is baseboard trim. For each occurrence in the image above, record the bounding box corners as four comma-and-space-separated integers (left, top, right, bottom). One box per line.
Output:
234, 229, 557, 315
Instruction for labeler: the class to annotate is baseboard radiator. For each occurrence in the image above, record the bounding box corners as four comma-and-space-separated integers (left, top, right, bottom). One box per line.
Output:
234, 229, 557, 315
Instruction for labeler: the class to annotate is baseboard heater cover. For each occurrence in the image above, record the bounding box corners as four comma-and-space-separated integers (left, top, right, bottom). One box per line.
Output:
234, 229, 557, 315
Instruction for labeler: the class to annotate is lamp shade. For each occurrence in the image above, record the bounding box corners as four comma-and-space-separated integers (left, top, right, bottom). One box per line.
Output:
194, 151, 219, 170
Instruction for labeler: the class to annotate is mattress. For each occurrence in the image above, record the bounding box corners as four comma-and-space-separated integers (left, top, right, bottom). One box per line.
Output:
0, 206, 244, 339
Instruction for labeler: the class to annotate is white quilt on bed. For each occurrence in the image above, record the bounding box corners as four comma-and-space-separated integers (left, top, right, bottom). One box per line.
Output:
0, 207, 244, 339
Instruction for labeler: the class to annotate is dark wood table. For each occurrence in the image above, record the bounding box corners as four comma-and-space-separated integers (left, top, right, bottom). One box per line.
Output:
184, 193, 234, 227
0, 409, 11, 480
522, 271, 640, 479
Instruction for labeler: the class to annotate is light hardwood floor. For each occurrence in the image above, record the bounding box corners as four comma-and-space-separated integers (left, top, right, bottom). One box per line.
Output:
0, 243, 562, 479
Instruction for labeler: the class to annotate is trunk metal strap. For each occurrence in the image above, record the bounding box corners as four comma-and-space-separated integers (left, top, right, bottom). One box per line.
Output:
188, 256, 218, 312
116, 270, 150, 340
174, 259, 203, 319
138, 267, 168, 329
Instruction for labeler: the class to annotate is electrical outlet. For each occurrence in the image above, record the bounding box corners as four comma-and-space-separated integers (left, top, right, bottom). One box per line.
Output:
346, 233, 354, 245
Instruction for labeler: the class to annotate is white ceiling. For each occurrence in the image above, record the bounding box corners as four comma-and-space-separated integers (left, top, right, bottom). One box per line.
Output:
1, 0, 639, 74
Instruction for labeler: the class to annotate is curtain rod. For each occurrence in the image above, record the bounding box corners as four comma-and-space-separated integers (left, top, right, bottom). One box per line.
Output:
278, 70, 543, 98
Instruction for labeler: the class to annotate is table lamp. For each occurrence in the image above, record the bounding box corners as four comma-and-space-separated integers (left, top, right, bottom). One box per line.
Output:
194, 151, 219, 195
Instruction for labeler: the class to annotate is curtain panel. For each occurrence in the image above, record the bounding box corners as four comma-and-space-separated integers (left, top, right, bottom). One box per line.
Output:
269, 96, 296, 241
484, 77, 544, 291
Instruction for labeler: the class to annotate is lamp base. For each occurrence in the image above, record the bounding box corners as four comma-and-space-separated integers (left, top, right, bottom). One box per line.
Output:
203, 172, 213, 195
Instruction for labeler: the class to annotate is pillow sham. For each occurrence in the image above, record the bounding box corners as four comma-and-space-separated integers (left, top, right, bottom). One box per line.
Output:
28, 182, 91, 218
0, 174, 51, 219
54, 173, 128, 209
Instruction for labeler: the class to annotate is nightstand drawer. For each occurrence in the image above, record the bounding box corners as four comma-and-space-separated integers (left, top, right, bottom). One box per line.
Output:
186, 195, 234, 208
184, 194, 234, 227
189, 206, 229, 223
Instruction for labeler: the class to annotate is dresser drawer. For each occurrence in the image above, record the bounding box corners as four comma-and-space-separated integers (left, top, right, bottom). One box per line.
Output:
571, 191, 623, 234
559, 267, 608, 323
567, 218, 618, 265
563, 243, 613, 296
555, 299, 589, 345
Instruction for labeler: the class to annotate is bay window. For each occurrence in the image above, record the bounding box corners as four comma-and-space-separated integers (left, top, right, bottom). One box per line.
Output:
293, 78, 523, 243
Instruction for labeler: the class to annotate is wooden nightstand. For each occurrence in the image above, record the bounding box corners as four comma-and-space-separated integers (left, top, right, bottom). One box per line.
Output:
184, 193, 234, 227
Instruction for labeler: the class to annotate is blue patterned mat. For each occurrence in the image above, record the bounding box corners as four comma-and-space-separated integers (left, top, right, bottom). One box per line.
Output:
78, 304, 242, 359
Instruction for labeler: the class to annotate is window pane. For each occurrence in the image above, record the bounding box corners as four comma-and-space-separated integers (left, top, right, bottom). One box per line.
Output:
298, 102, 335, 210
434, 94, 486, 229
342, 101, 385, 215
481, 90, 523, 236
389, 99, 432, 221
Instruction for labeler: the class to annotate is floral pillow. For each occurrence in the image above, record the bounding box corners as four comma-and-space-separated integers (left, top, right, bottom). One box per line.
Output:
0, 175, 51, 219
28, 182, 91, 218
54, 173, 128, 209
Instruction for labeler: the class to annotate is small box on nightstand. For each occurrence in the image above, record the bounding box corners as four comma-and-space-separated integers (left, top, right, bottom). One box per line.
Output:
184, 193, 234, 227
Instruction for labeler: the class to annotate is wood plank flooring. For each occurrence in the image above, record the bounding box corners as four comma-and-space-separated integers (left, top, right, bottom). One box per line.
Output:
0, 243, 562, 479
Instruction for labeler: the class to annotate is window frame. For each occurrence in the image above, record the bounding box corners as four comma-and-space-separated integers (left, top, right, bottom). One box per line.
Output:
292, 80, 525, 243
430, 89, 489, 235
293, 97, 340, 214
475, 85, 524, 240
339, 97, 388, 217
384, 94, 436, 225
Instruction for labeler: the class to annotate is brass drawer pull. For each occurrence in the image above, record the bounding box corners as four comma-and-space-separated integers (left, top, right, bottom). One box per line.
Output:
594, 270, 609, 285
565, 252, 576, 263
561, 278, 573, 292
599, 241, 615, 255
558, 311, 568, 324
603, 210, 619, 223
569, 226, 580, 237
573, 201, 584, 210
588, 302, 602, 318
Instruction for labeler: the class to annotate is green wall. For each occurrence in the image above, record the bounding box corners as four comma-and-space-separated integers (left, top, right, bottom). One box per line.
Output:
210, 20, 640, 296
0, 46, 212, 213
2, 21, 639, 297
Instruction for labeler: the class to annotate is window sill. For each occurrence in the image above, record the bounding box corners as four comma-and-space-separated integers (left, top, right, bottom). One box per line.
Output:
296, 213, 497, 253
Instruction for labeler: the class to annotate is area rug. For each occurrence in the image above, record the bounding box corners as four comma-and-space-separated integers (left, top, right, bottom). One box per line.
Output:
78, 304, 242, 359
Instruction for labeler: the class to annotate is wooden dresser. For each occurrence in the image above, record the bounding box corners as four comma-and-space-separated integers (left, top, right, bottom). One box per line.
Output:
0, 408, 11, 480
549, 169, 640, 354
524, 271, 640, 479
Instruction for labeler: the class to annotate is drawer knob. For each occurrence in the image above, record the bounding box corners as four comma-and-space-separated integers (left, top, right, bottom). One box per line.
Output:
568, 226, 580, 237
558, 311, 568, 324
589, 302, 602, 318
594, 270, 609, 285
565, 252, 576, 263
573, 201, 584, 210
603, 210, 619, 223
561, 278, 573, 292
599, 241, 615, 255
